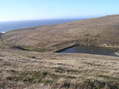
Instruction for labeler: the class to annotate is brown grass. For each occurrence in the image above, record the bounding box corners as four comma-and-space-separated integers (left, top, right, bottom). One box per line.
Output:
2, 15, 119, 51
0, 49, 118, 88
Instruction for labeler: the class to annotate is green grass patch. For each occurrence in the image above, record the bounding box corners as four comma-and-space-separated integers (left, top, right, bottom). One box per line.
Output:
55, 67, 80, 74
98, 75, 119, 83
13, 45, 48, 52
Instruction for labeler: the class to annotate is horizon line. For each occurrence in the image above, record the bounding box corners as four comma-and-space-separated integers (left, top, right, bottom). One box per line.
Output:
0, 15, 104, 22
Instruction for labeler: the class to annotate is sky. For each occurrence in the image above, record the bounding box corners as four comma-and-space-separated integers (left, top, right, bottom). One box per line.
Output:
0, 0, 119, 21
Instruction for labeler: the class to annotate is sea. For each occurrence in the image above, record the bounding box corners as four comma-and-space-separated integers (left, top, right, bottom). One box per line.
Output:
0, 19, 82, 33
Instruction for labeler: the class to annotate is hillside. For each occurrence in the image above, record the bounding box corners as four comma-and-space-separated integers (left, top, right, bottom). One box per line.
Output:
0, 15, 119, 89
0, 32, 5, 48
0, 49, 119, 89
2, 15, 119, 52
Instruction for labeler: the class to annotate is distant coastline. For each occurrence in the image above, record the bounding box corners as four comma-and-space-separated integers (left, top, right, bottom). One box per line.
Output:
0, 18, 83, 32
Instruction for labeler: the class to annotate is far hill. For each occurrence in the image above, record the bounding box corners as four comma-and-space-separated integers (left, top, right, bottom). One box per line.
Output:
2, 15, 119, 52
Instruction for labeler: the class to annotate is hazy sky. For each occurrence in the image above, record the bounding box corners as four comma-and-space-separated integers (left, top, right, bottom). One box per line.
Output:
0, 0, 119, 21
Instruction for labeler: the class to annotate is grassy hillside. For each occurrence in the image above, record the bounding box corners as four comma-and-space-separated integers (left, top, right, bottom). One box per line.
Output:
0, 49, 119, 89
2, 15, 119, 51
0, 15, 119, 89
0, 33, 6, 48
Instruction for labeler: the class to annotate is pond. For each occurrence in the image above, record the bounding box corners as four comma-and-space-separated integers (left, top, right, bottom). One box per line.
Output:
57, 46, 119, 57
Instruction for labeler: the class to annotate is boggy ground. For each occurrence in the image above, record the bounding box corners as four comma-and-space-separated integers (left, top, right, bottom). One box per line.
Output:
0, 49, 119, 89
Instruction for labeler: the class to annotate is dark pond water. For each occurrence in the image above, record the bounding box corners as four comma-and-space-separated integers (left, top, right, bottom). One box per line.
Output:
57, 46, 119, 57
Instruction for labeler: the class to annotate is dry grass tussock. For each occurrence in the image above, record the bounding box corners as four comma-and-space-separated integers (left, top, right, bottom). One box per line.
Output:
0, 49, 118, 89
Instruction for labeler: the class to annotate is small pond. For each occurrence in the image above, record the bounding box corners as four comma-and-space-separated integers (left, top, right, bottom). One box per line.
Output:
57, 46, 119, 57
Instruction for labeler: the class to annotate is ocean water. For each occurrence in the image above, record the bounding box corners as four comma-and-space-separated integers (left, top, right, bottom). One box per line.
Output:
0, 19, 81, 32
